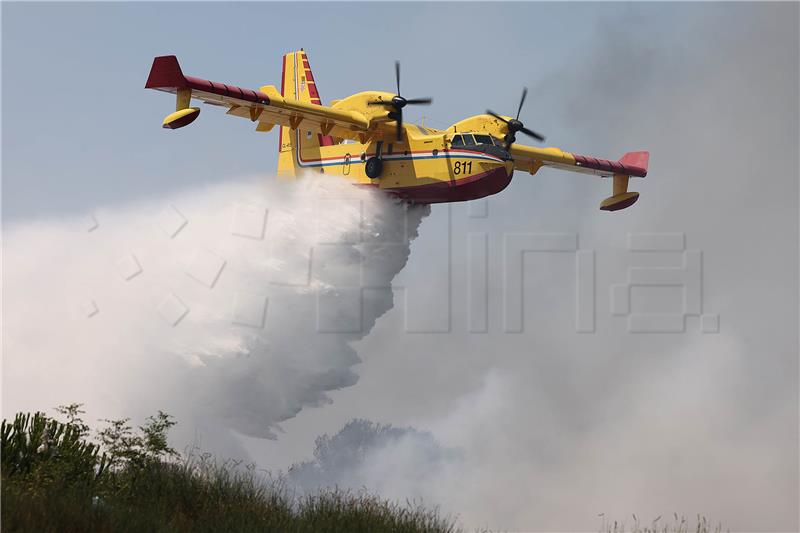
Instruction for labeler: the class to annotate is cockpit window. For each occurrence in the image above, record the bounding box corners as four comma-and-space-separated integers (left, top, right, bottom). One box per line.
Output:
473, 134, 493, 145
451, 134, 465, 147
461, 133, 476, 145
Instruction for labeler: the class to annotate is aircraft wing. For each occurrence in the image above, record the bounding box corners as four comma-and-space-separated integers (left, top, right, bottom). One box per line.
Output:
145, 55, 371, 139
510, 144, 649, 211
509, 144, 648, 178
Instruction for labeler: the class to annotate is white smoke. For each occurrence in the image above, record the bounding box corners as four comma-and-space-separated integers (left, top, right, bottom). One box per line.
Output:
287, 418, 461, 499
1, 174, 429, 456
265, 5, 799, 531
282, 370, 515, 528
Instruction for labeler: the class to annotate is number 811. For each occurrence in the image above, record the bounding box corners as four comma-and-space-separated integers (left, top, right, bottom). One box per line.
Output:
453, 161, 473, 175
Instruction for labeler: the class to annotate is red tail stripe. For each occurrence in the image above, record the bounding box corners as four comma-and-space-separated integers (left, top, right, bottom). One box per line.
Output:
300, 52, 333, 146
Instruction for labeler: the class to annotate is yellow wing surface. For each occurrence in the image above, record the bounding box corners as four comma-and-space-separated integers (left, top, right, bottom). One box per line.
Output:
509, 144, 649, 211
447, 113, 649, 210
508, 144, 648, 178
145, 55, 393, 141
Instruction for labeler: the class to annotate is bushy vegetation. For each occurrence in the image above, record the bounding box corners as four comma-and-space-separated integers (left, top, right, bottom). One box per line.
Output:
1, 405, 457, 533
2, 404, 728, 533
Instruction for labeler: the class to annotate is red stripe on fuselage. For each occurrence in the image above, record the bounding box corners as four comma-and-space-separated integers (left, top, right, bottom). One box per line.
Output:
297, 148, 503, 164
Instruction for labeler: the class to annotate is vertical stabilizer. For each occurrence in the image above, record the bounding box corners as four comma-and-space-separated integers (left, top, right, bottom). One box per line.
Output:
277, 50, 333, 177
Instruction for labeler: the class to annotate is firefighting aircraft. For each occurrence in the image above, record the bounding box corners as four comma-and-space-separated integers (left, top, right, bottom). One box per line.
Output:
145, 50, 648, 210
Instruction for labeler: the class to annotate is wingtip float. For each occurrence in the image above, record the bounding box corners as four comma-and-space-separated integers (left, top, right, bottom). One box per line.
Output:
145, 52, 649, 211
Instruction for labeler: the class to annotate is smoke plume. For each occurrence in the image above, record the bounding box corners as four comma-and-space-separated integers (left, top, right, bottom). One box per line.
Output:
2, 174, 429, 456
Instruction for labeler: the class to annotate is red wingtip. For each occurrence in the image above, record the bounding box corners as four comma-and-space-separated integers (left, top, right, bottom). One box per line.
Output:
145, 55, 187, 89
619, 151, 649, 177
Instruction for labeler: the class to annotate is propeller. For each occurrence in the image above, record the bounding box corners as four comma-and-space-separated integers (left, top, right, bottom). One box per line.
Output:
486, 87, 546, 150
368, 61, 432, 141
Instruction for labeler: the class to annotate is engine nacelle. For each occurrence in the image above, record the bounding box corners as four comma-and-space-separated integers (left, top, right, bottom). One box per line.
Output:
446, 114, 508, 138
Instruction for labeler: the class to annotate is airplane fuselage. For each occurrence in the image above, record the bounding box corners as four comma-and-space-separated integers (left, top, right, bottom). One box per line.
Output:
284, 124, 516, 203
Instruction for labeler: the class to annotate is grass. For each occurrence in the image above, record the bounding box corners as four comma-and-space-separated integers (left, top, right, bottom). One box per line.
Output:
3, 458, 456, 532
597, 513, 727, 533
1, 408, 458, 533
2, 406, 727, 533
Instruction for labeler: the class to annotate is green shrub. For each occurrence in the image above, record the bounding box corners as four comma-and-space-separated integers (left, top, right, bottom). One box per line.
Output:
2, 406, 458, 533
1, 409, 108, 488
97, 411, 178, 471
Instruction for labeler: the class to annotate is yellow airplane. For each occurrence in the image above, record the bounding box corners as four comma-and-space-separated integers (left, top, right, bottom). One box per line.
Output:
145, 50, 648, 210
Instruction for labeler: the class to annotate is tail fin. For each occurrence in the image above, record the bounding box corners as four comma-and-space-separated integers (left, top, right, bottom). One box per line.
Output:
277, 50, 334, 177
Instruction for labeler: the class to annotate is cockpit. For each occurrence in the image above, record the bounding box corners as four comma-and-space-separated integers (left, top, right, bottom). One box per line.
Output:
449, 133, 502, 147
447, 132, 512, 161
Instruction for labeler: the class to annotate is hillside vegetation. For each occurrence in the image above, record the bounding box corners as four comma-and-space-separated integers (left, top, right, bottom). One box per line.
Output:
1, 405, 727, 533
1, 405, 457, 533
